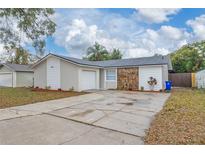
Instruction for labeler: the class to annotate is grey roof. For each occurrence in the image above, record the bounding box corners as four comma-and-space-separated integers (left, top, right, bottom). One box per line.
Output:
52, 53, 173, 70
1, 63, 33, 72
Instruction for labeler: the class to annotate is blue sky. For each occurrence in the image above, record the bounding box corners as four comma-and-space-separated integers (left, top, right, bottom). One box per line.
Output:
34, 9, 205, 58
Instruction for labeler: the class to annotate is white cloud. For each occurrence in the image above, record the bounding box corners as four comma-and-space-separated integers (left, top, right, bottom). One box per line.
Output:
159, 26, 183, 40
2, 9, 205, 61
126, 48, 151, 58
135, 8, 180, 23
130, 25, 191, 57
54, 18, 104, 57
186, 14, 205, 40
146, 29, 159, 41
53, 9, 144, 58
99, 25, 190, 58
53, 9, 193, 59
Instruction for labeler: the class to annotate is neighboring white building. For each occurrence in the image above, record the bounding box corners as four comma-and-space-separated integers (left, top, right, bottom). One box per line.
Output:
196, 70, 205, 89
31, 53, 172, 92
0, 63, 34, 87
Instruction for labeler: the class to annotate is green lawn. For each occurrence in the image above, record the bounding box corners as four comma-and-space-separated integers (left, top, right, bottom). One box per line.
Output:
145, 88, 205, 144
0, 87, 86, 109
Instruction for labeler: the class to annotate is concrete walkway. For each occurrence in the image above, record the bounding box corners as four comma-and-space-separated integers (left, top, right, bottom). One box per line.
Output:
0, 91, 170, 144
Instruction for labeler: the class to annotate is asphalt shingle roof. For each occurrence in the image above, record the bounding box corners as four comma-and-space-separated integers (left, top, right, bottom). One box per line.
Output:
52, 53, 172, 70
2, 63, 33, 72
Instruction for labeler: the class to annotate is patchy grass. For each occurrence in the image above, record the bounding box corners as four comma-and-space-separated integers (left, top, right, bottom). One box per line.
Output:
0, 87, 86, 109
144, 88, 205, 144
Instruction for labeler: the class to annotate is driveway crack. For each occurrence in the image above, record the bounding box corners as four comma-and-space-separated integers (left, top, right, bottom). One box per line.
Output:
58, 127, 95, 145
44, 112, 143, 139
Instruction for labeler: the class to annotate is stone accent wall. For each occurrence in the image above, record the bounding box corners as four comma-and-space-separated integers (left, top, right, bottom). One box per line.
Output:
117, 68, 139, 90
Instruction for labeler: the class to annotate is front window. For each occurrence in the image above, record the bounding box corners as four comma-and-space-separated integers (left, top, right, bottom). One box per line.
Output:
106, 69, 116, 81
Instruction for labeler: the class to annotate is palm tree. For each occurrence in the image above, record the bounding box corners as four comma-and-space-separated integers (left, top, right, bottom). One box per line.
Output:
86, 42, 109, 61
109, 48, 123, 60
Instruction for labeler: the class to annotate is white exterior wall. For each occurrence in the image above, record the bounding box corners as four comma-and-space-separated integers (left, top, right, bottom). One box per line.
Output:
47, 57, 61, 89
61, 60, 100, 91
0, 73, 13, 87
16, 72, 34, 87
0, 66, 13, 87
0, 65, 15, 87
78, 67, 100, 91
12, 72, 16, 87
33, 56, 100, 91
60, 60, 79, 91
99, 69, 105, 89
33, 55, 168, 91
0, 65, 34, 88
139, 65, 163, 91
162, 65, 168, 89
34, 60, 47, 88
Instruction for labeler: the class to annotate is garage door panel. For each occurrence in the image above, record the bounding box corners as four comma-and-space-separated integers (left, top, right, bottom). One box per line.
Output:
81, 71, 96, 90
0, 73, 12, 87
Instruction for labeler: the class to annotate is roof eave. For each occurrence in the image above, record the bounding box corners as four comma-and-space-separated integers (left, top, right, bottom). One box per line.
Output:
1, 64, 15, 72
31, 53, 172, 70
16, 70, 34, 73
31, 53, 103, 69
102, 63, 169, 68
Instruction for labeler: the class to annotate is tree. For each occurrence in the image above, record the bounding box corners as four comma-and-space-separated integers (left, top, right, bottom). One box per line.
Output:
85, 42, 109, 61
0, 8, 56, 56
0, 48, 40, 64
85, 42, 123, 61
109, 48, 123, 60
171, 41, 205, 73
9, 48, 29, 64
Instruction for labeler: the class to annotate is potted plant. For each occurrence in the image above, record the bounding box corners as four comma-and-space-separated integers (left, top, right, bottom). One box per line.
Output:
147, 77, 157, 91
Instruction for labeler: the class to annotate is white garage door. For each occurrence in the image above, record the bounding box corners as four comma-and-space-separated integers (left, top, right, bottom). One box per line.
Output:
0, 73, 12, 87
81, 70, 96, 90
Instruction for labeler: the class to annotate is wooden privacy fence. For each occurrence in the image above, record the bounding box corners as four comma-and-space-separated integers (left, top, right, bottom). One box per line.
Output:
168, 73, 192, 87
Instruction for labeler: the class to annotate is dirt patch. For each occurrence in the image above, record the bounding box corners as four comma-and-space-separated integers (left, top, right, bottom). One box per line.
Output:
70, 109, 94, 117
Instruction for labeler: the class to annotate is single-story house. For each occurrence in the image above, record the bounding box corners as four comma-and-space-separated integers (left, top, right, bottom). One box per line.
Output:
0, 63, 34, 87
31, 53, 172, 92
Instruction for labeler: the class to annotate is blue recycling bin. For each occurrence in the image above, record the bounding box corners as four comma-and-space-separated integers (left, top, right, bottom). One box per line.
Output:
165, 81, 172, 91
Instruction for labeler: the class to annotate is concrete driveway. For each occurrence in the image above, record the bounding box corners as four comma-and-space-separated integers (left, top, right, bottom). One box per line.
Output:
0, 90, 170, 144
